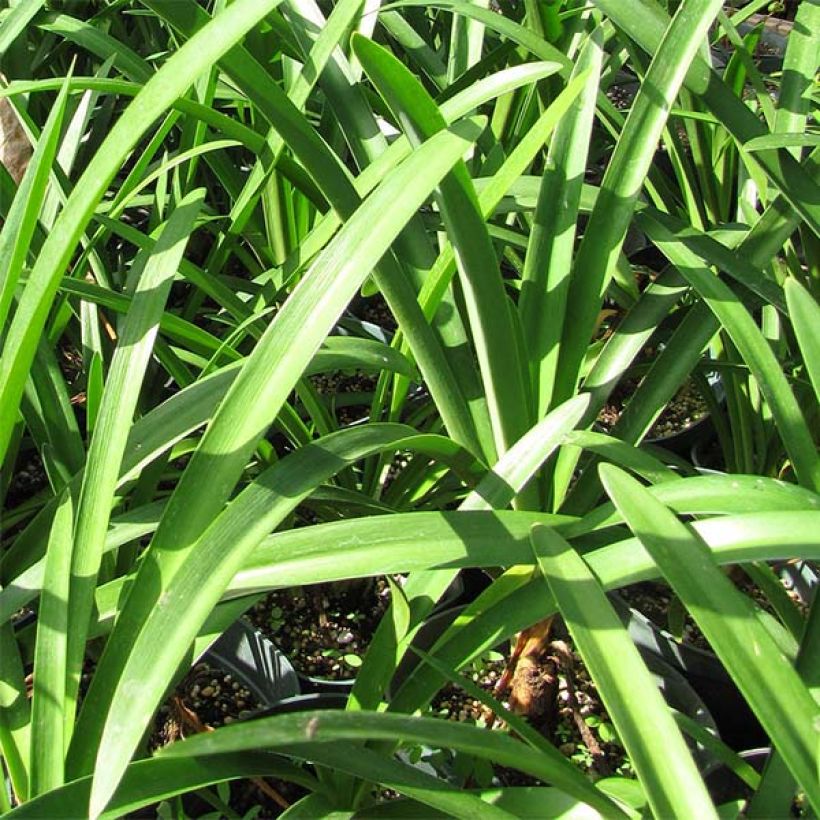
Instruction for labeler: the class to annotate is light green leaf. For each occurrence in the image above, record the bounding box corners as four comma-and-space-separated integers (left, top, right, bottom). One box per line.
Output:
785, 278, 820, 404
64, 190, 204, 726
29, 490, 73, 796
530, 524, 716, 819
0, 77, 71, 334
159, 710, 628, 818
74, 119, 485, 817
599, 464, 820, 812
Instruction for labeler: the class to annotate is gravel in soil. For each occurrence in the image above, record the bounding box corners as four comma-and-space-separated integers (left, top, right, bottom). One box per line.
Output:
598, 376, 709, 441
4, 451, 48, 510
605, 82, 636, 111
147, 658, 305, 818
310, 371, 378, 426
248, 579, 391, 680
150, 659, 262, 750
356, 294, 397, 333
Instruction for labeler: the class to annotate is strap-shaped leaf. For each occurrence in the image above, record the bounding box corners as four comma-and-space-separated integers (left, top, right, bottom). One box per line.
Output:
519, 26, 603, 417
530, 524, 716, 819
158, 710, 628, 818
73, 119, 485, 817
567, 474, 820, 537
64, 189, 205, 722
785, 278, 820, 405
0, 77, 70, 333
0, 0, 282, 464
6, 752, 317, 820
0, 0, 46, 55
29, 490, 73, 796
599, 464, 820, 813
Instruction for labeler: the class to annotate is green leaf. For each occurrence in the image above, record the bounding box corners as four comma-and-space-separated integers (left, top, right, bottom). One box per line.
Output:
773, 0, 820, 155
159, 710, 628, 818
0, 601, 31, 804
0, 77, 71, 334
37, 12, 152, 83
6, 753, 318, 820
64, 190, 205, 725
744, 133, 820, 152
463, 394, 590, 512
0, 0, 283, 464
0, 361, 246, 594
519, 26, 603, 417
314, 336, 417, 380
83, 351, 103, 438
0, 0, 46, 55
567, 474, 820, 538
598, 464, 820, 813
530, 524, 716, 819
784, 278, 820, 405
29, 489, 73, 796
353, 33, 531, 460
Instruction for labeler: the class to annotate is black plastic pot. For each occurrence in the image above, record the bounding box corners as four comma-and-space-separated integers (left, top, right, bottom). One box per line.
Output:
11, 608, 36, 633
647, 413, 716, 458
612, 596, 767, 750
251, 692, 350, 717
705, 747, 770, 805
615, 558, 818, 752
637, 647, 721, 772
296, 672, 355, 696
779, 560, 817, 607
204, 619, 300, 707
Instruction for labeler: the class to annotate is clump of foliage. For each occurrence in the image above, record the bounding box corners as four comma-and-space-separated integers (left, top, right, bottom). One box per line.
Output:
0, 0, 817, 817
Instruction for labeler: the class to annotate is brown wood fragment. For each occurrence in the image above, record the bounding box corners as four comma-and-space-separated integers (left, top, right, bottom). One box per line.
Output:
0, 90, 31, 185
169, 695, 291, 810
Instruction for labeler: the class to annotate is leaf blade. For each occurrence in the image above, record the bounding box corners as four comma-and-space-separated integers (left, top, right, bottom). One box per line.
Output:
530, 524, 716, 819
598, 464, 820, 811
